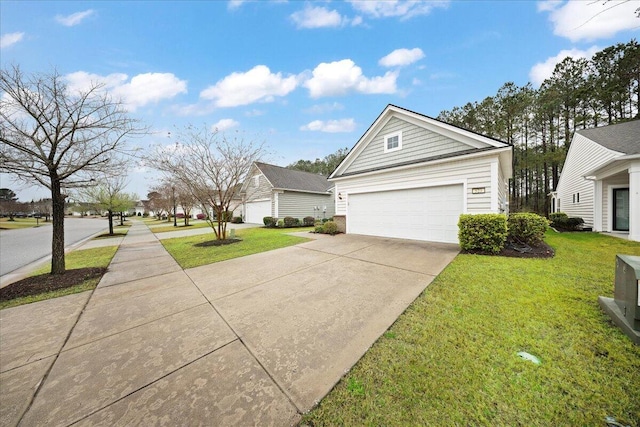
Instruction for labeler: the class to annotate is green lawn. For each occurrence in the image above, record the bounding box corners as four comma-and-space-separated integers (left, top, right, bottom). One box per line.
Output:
150, 220, 212, 233
161, 226, 313, 269
304, 231, 640, 427
0, 217, 51, 229
0, 246, 118, 310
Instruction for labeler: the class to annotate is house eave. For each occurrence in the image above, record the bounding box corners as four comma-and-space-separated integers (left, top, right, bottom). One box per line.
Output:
272, 187, 333, 195
329, 146, 512, 182
583, 154, 640, 180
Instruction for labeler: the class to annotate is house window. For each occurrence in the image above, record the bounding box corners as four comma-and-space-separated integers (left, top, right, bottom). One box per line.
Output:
573, 194, 575, 203
577, 193, 579, 203
384, 131, 402, 153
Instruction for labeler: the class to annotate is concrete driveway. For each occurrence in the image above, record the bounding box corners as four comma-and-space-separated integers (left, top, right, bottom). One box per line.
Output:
0, 223, 459, 426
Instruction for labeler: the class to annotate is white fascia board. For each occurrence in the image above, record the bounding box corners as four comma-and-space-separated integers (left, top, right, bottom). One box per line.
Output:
583, 154, 640, 180
329, 146, 511, 182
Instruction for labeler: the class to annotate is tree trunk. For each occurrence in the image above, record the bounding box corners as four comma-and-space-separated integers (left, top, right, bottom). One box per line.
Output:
108, 210, 114, 235
51, 179, 66, 275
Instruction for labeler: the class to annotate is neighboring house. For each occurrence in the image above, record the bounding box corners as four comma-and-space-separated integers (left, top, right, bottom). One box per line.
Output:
328, 104, 513, 244
241, 162, 335, 224
551, 120, 639, 242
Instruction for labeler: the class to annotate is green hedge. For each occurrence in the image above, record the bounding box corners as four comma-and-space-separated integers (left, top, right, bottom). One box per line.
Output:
508, 213, 549, 245
550, 212, 584, 231
263, 216, 276, 227
458, 214, 508, 254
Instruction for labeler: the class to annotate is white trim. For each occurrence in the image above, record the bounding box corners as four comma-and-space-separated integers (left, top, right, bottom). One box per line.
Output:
383, 131, 402, 153
607, 184, 629, 232
273, 192, 279, 218
330, 146, 511, 182
593, 180, 602, 231
330, 105, 509, 179
490, 160, 499, 212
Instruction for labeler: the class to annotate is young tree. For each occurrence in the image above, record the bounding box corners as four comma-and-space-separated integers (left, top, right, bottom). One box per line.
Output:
79, 175, 137, 235
0, 66, 145, 274
147, 185, 173, 221
147, 126, 266, 240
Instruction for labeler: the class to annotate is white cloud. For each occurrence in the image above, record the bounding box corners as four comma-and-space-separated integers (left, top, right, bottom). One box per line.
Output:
200, 65, 298, 107
304, 59, 398, 98
212, 118, 239, 131
64, 71, 187, 111
55, 9, 94, 27
300, 118, 356, 133
0, 32, 25, 49
539, 0, 638, 42
379, 48, 425, 67
290, 5, 345, 29
304, 102, 345, 114
227, 0, 245, 10
529, 46, 599, 86
348, 0, 449, 20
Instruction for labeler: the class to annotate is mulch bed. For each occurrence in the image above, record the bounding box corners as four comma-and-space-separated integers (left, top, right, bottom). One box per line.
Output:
194, 238, 241, 247
0, 267, 106, 302
463, 239, 555, 259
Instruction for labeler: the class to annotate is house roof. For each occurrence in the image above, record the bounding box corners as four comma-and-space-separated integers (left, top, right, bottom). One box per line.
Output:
576, 119, 640, 155
255, 162, 332, 193
329, 104, 511, 180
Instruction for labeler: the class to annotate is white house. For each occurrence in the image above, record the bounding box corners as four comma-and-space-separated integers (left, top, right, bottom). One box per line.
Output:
241, 162, 335, 224
328, 104, 513, 244
552, 120, 640, 241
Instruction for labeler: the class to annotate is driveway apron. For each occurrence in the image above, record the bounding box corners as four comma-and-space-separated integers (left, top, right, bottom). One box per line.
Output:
1, 222, 459, 426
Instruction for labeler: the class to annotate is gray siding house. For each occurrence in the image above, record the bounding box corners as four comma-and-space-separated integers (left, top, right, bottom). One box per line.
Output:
241, 162, 335, 224
552, 120, 640, 242
329, 104, 512, 244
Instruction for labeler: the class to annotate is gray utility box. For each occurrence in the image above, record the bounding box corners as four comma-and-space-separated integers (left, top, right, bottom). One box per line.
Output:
599, 255, 640, 345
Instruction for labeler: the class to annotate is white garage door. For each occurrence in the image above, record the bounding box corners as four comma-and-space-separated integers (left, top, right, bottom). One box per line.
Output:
245, 200, 271, 224
348, 185, 464, 244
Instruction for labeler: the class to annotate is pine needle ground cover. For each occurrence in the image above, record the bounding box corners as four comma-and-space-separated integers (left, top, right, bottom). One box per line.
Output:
304, 232, 640, 426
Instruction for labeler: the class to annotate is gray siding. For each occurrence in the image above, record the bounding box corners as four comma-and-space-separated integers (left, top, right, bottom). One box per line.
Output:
344, 117, 472, 175
277, 191, 335, 220
244, 168, 273, 201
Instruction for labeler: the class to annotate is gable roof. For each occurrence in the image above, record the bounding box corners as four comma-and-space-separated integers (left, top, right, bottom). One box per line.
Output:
576, 119, 640, 155
254, 162, 332, 193
329, 104, 511, 179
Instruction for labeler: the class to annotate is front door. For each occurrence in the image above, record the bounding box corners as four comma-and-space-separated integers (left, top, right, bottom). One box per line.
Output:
613, 188, 629, 231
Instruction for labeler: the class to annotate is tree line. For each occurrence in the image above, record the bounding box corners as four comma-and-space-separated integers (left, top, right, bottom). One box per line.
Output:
437, 39, 639, 215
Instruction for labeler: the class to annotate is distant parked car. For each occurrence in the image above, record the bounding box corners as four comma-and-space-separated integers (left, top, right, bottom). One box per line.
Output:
196, 213, 206, 220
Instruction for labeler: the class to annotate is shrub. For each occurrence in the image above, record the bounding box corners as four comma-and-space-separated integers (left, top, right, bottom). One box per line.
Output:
196, 213, 206, 220
322, 218, 331, 224
303, 216, 315, 226
277, 219, 284, 228
458, 214, 508, 254
322, 221, 338, 235
231, 216, 243, 224
263, 216, 276, 227
507, 213, 549, 245
314, 225, 324, 233
283, 216, 298, 227
550, 212, 584, 231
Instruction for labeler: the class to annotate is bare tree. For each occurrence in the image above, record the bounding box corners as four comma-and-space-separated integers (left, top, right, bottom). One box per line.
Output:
146, 126, 266, 240
147, 184, 174, 221
0, 66, 145, 274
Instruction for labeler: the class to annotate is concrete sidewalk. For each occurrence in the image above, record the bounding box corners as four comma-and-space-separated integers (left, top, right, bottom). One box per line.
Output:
1, 220, 459, 426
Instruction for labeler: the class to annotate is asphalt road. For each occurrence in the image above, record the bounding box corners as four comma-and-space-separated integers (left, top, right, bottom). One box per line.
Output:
0, 217, 109, 277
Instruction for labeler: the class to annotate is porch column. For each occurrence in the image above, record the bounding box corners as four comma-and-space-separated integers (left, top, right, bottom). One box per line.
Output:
593, 180, 603, 232
630, 162, 640, 242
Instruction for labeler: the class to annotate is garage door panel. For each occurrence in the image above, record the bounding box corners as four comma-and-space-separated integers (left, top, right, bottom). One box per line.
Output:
245, 200, 271, 224
348, 185, 463, 244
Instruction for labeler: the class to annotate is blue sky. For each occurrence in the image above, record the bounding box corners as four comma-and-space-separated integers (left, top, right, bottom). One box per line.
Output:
1, 0, 638, 201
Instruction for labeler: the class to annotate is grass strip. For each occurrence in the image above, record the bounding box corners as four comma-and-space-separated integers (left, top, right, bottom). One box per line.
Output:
161, 226, 312, 269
